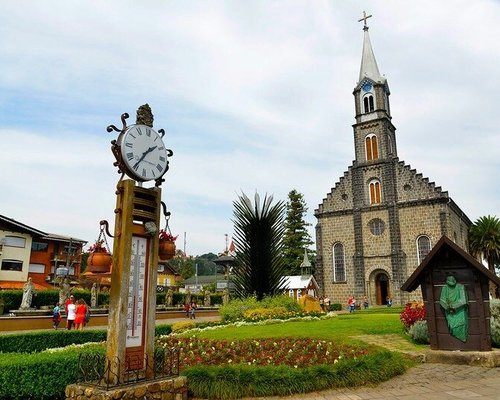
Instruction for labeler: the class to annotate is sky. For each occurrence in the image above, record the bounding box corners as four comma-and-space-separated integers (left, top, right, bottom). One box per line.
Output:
1, 1, 499, 256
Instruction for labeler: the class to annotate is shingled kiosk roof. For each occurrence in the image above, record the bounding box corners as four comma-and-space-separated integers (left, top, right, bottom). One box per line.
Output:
401, 235, 500, 292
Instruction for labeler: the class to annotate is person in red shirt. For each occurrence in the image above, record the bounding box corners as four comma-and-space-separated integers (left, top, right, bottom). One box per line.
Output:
74, 299, 87, 330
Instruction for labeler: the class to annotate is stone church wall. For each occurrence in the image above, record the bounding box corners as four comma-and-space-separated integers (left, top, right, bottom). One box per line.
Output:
398, 203, 445, 274
318, 214, 356, 305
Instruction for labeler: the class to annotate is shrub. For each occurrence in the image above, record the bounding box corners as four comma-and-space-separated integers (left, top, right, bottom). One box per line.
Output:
0, 330, 107, 353
184, 350, 409, 399
408, 320, 429, 344
172, 320, 196, 333
243, 307, 290, 321
219, 295, 303, 323
399, 302, 425, 330
219, 297, 260, 322
491, 299, 500, 347
0, 325, 172, 353
0, 290, 22, 312
0, 344, 103, 400
330, 303, 342, 311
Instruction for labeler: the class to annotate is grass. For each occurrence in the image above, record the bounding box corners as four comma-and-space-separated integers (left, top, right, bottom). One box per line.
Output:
177, 307, 417, 398
187, 308, 407, 342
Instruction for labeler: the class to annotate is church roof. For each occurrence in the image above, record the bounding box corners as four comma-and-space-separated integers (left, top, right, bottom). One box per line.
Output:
279, 275, 319, 290
358, 25, 385, 85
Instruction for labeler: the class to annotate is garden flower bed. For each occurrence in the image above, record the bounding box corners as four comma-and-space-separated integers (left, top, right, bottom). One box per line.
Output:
158, 336, 368, 368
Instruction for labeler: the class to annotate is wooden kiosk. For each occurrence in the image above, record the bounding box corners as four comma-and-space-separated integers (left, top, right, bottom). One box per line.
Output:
401, 236, 500, 351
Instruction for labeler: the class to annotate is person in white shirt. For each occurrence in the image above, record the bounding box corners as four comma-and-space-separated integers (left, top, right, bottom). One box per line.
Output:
66, 297, 76, 330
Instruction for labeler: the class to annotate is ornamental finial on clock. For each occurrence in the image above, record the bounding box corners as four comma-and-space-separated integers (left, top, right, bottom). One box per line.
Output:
136, 103, 154, 127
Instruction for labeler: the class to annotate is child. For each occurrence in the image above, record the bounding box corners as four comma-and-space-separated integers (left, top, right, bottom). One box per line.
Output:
52, 302, 62, 329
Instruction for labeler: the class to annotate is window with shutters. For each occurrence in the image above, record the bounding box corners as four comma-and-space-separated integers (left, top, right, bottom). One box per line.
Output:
369, 180, 381, 205
365, 134, 379, 161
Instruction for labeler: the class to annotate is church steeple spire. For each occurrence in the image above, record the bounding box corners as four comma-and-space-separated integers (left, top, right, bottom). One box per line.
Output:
358, 11, 385, 85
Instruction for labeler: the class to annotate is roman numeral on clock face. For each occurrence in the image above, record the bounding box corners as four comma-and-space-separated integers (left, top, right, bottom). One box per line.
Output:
156, 164, 163, 172
142, 168, 146, 177
125, 142, 133, 148
126, 152, 134, 161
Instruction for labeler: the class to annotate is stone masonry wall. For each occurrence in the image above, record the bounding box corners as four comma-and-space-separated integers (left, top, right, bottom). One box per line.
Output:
318, 214, 355, 305
65, 376, 188, 400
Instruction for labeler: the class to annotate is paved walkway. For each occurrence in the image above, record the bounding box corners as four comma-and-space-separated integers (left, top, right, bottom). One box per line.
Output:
240, 335, 500, 400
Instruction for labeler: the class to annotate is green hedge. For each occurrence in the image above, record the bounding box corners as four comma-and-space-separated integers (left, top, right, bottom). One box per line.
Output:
0, 345, 409, 400
0, 289, 222, 314
184, 350, 410, 399
0, 344, 104, 400
0, 290, 111, 314
0, 324, 172, 353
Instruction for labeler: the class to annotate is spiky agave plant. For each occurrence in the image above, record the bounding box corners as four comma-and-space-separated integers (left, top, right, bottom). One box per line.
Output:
231, 192, 287, 300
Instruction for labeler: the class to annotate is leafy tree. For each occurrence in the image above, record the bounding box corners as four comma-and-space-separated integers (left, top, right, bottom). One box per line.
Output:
469, 215, 500, 298
282, 189, 314, 275
231, 192, 287, 300
194, 253, 218, 276
169, 255, 196, 280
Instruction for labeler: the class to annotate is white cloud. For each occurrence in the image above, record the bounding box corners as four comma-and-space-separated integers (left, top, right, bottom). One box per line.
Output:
0, 1, 498, 255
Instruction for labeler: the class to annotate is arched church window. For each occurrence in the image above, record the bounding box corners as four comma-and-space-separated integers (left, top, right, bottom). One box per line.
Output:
363, 94, 374, 113
332, 243, 346, 282
365, 134, 379, 161
417, 235, 431, 264
369, 179, 381, 205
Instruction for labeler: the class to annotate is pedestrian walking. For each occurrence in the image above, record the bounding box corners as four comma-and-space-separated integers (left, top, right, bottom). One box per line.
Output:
52, 302, 62, 329
66, 296, 76, 330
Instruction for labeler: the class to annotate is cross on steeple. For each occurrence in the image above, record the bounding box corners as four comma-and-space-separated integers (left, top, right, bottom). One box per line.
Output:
358, 11, 372, 30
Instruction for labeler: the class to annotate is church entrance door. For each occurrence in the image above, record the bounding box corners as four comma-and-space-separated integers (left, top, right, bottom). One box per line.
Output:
375, 273, 390, 305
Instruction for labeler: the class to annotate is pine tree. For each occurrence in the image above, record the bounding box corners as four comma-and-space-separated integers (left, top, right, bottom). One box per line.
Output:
282, 189, 314, 275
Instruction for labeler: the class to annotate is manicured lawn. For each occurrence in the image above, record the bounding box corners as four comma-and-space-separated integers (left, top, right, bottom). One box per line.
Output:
186, 308, 407, 343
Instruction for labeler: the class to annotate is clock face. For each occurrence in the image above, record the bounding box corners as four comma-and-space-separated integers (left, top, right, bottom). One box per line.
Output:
120, 124, 169, 181
362, 81, 373, 92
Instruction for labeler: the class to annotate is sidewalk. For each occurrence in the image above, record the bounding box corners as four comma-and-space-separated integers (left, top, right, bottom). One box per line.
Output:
240, 334, 500, 400
241, 363, 500, 400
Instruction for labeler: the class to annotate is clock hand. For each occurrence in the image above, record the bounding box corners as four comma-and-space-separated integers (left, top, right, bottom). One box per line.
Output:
132, 146, 157, 169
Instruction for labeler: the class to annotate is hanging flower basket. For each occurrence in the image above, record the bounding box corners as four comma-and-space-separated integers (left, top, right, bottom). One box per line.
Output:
87, 239, 112, 273
159, 229, 177, 260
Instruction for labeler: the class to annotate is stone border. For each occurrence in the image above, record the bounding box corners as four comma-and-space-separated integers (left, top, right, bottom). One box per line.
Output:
65, 376, 187, 400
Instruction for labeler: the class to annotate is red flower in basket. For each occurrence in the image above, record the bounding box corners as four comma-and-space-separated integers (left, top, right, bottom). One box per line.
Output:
88, 240, 109, 254
159, 230, 177, 260
159, 229, 178, 242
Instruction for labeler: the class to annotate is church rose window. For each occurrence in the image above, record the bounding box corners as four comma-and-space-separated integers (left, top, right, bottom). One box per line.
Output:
333, 243, 346, 282
417, 235, 431, 264
369, 218, 385, 235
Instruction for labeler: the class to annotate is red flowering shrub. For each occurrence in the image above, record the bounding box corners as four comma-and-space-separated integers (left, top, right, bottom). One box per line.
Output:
399, 302, 426, 330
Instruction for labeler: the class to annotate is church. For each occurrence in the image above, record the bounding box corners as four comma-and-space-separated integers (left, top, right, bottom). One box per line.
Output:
314, 14, 471, 307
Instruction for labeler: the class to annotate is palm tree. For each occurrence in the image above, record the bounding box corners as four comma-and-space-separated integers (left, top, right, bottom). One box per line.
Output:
469, 215, 500, 298
231, 192, 287, 300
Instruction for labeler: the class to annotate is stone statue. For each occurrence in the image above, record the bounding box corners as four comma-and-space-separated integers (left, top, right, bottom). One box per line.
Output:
59, 277, 71, 306
223, 287, 230, 305
136, 104, 154, 127
185, 289, 191, 306
20, 278, 35, 309
439, 275, 469, 342
165, 288, 173, 307
91, 283, 98, 308
204, 291, 211, 307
